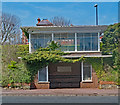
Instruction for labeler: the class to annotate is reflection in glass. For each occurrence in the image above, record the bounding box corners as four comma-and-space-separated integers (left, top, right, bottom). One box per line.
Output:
31, 34, 52, 51
77, 33, 98, 51
54, 33, 75, 51
83, 63, 92, 81
39, 67, 47, 82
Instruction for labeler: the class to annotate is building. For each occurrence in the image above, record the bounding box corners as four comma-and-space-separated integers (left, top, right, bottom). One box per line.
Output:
21, 18, 112, 89
22, 32, 29, 44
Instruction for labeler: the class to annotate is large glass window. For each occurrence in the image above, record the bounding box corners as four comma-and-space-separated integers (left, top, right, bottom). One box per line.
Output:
30, 33, 98, 52
77, 33, 98, 51
82, 62, 92, 81
38, 67, 48, 82
54, 33, 75, 51
31, 34, 52, 51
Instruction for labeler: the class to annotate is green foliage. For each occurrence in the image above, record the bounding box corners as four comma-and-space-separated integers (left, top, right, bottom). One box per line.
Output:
102, 23, 120, 71
102, 23, 119, 55
100, 67, 119, 84
2, 45, 29, 64
2, 45, 29, 87
2, 61, 31, 87
48, 41, 60, 51
101, 23, 120, 83
85, 57, 119, 83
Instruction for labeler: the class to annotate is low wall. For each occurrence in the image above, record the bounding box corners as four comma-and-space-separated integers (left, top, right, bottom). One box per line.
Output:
31, 74, 50, 89
99, 81, 118, 89
34, 82, 50, 89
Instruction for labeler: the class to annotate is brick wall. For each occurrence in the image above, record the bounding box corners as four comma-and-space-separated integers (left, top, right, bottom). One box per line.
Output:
31, 74, 50, 89
80, 69, 98, 88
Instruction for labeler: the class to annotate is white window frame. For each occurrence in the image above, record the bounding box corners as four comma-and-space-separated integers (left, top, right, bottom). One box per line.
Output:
52, 33, 54, 41
98, 32, 100, 51
38, 66, 48, 82
75, 33, 77, 52
81, 61, 92, 82
29, 33, 31, 53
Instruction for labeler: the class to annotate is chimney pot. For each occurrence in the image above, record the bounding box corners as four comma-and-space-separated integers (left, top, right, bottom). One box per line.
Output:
37, 18, 41, 23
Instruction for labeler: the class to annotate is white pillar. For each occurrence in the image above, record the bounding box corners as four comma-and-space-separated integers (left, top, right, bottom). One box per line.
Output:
75, 33, 77, 51
81, 61, 83, 82
98, 32, 100, 51
46, 66, 48, 82
29, 33, 31, 53
52, 33, 54, 41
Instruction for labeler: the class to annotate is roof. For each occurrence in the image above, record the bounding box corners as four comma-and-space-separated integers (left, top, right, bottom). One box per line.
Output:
36, 19, 53, 26
21, 25, 108, 34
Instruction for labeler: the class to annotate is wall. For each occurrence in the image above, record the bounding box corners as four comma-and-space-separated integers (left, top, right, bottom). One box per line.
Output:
48, 62, 81, 88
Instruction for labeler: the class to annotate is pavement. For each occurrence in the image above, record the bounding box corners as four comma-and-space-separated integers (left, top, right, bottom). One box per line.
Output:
2, 88, 119, 96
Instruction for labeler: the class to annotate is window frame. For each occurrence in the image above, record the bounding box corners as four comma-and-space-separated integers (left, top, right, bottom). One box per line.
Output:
81, 61, 92, 82
38, 66, 48, 82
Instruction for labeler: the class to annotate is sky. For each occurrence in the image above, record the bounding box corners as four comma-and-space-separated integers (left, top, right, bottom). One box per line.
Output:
2, 2, 119, 26
2, 0, 120, 2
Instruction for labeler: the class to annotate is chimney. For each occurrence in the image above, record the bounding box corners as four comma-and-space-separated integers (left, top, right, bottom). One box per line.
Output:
37, 18, 41, 24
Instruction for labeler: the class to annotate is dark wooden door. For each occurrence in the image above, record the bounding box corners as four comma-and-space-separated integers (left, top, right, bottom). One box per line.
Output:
48, 62, 81, 88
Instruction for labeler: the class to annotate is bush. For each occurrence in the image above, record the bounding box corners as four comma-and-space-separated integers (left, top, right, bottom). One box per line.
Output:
2, 61, 31, 87
2, 45, 29, 87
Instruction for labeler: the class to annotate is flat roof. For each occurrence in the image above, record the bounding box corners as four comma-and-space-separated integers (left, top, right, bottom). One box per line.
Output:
21, 25, 108, 34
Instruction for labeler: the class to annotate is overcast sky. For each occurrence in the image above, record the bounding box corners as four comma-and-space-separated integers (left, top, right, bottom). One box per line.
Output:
2, 2, 118, 26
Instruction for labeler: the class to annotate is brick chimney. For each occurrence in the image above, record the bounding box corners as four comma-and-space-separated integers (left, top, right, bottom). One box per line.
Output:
36, 18, 53, 26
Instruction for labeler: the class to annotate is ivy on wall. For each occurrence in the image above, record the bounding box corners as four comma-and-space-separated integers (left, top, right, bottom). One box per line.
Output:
22, 47, 85, 82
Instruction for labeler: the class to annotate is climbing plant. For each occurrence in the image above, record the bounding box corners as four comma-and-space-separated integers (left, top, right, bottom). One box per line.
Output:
22, 47, 85, 82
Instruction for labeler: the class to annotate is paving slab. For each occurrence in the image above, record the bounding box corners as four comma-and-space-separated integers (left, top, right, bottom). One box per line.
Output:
2, 88, 119, 96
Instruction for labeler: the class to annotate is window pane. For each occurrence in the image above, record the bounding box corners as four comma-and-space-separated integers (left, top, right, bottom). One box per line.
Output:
83, 63, 92, 80
77, 33, 92, 51
77, 33, 98, 51
92, 33, 98, 51
77, 33, 83, 51
84, 34, 91, 51
39, 67, 47, 81
54, 33, 75, 51
44, 34, 52, 48
31, 34, 52, 51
